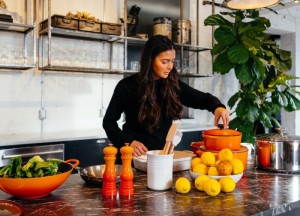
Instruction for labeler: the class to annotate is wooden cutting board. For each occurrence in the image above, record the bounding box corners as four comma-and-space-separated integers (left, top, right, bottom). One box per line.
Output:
173, 150, 195, 159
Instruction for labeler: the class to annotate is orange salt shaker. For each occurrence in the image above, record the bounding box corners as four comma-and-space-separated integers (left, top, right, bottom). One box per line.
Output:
119, 143, 134, 197
102, 143, 118, 197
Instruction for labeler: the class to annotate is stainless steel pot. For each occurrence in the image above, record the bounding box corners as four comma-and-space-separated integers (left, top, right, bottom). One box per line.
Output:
255, 128, 300, 173
79, 164, 122, 186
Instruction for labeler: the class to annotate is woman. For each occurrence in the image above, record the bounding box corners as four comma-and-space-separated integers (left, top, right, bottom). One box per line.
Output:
103, 35, 230, 158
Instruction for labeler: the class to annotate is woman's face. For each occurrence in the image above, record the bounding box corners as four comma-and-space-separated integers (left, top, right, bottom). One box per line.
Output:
152, 49, 176, 80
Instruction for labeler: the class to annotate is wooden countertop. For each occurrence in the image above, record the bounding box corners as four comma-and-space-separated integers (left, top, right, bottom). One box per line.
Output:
0, 168, 300, 215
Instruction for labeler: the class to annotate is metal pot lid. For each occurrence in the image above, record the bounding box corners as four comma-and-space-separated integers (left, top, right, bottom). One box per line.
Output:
256, 128, 300, 142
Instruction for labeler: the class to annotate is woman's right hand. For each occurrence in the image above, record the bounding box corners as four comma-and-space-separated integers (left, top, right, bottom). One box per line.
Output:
130, 140, 148, 157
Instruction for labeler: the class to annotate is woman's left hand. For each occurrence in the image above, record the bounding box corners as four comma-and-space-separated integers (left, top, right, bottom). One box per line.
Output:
214, 107, 230, 128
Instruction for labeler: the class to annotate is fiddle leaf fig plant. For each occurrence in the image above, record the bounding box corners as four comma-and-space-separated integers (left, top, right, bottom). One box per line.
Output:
204, 10, 300, 143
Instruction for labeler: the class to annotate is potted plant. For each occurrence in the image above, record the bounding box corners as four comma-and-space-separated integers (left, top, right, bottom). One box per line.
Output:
204, 10, 300, 143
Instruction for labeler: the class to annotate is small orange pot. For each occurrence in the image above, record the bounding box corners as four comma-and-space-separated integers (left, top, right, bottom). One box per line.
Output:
202, 129, 242, 151
190, 141, 204, 154
195, 145, 248, 171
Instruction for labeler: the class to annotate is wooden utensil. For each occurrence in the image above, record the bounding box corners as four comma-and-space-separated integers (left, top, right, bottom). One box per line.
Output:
160, 122, 179, 155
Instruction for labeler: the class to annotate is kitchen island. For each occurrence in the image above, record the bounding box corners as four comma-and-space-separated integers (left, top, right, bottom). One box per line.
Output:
0, 169, 300, 216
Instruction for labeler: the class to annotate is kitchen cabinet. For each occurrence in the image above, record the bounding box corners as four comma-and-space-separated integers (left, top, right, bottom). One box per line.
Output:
64, 138, 109, 168
0, 0, 36, 70
175, 130, 202, 151
37, 0, 212, 77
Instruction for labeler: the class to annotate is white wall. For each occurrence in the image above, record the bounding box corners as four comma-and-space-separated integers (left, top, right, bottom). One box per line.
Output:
0, 0, 121, 138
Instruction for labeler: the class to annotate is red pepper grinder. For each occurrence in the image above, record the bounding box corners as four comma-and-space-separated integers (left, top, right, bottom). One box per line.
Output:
119, 143, 134, 197
102, 143, 118, 197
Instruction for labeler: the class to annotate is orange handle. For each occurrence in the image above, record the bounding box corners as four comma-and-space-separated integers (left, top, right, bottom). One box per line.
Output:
64, 159, 80, 169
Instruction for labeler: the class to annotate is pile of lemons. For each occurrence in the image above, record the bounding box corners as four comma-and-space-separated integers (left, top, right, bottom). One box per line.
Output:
175, 148, 244, 196
192, 148, 244, 176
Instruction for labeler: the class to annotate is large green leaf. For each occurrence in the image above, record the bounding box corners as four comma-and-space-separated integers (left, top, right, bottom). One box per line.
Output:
247, 103, 260, 122
260, 112, 273, 129
204, 14, 233, 27
270, 116, 281, 129
213, 52, 235, 74
252, 57, 266, 80
236, 99, 259, 122
275, 58, 292, 72
249, 19, 269, 32
269, 74, 296, 88
276, 48, 291, 61
256, 17, 271, 28
240, 36, 261, 50
229, 117, 255, 142
235, 63, 253, 83
214, 27, 236, 45
284, 91, 300, 111
211, 44, 228, 55
228, 92, 240, 108
272, 90, 288, 106
227, 44, 249, 64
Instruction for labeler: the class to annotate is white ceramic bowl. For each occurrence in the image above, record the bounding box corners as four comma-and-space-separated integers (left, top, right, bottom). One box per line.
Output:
133, 150, 195, 172
189, 170, 243, 183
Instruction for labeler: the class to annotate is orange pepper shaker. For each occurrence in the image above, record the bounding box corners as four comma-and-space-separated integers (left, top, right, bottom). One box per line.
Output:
102, 143, 118, 197
119, 143, 134, 197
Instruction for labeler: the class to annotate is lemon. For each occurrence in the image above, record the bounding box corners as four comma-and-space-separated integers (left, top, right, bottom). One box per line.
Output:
207, 166, 219, 176
200, 152, 216, 166
191, 157, 201, 168
203, 178, 221, 196
231, 158, 244, 174
218, 148, 233, 162
175, 177, 191, 194
193, 163, 208, 175
217, 161, 232, 176
219, 177, 236, 192
215, 160, 221, 167
194, 175, 210, 191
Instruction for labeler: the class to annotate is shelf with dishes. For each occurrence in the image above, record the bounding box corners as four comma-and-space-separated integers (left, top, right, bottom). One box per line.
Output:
38, 27, 211, 76
39, 25, 211, 52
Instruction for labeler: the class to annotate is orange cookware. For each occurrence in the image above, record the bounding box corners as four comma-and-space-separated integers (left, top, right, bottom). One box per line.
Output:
0, 159, 79, 199
202, 129, 242, 151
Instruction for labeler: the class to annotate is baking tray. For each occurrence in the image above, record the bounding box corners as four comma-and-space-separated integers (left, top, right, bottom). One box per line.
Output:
133, 150, 195, 172
101, 22, 121, 35
78, 19, 101, 33
40, 14, 78, 31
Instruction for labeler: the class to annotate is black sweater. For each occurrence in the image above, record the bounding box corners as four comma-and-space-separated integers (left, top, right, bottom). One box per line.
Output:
103, 73, 225, 151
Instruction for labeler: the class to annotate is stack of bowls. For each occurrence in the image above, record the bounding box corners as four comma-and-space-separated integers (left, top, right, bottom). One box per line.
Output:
191, 128, 248, 171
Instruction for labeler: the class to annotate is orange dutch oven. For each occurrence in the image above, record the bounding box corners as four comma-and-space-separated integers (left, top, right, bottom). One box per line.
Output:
202, 129, 242, 151
0, 159, 79, 199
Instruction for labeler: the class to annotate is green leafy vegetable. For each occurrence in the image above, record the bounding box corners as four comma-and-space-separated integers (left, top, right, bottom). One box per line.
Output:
0, 156, 60, 178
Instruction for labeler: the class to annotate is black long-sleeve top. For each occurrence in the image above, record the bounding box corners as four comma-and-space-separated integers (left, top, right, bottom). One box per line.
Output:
103, 73, 226, 151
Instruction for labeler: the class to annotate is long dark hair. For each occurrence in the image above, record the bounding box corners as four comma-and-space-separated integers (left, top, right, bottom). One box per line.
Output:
137, 35, 183, 133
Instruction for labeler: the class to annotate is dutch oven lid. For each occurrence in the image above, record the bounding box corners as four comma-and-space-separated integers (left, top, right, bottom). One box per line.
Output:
256, 128, 300, 141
